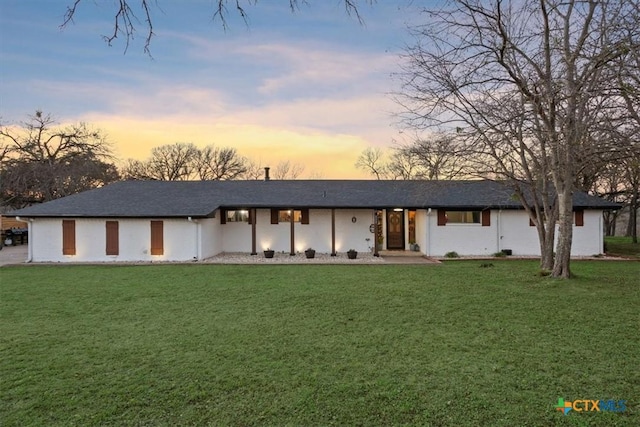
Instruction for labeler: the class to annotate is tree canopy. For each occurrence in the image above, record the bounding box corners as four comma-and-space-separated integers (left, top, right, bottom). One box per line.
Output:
397, 0, 640, 277
0, 111, 119, 209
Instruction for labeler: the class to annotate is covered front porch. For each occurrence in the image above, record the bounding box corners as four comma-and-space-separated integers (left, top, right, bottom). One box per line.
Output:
216, 207, 428, 257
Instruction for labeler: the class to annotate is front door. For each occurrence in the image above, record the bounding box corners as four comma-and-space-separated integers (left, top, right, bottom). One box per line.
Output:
386, 210, 405, 250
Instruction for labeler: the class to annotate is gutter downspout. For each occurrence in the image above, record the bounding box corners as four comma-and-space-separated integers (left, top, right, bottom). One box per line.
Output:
197, 221, 201, 260
188, 217, 201, 261
26, 218, 33, 262
426, 208, 432, 256
496, 209, 501, 253
599, 212, 603, 254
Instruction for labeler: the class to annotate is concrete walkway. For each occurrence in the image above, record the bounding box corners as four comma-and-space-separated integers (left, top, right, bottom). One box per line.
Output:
204, 252, 439, 264
0, 244, 28, 267
0, 245, 440, 266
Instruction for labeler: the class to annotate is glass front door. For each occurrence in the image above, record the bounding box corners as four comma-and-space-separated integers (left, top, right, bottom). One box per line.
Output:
386, 210, 404, 249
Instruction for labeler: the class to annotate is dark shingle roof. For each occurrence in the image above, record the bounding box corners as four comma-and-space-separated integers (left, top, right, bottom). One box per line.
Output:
9, 180, 620, 218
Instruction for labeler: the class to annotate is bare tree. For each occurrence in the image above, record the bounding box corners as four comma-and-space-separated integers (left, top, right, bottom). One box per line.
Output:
121, 142, 253, 181
0, 111, 118, 209
61, 0, 371, 55
613, 5, 640, 243
621, 152, 640, 242
240, 159, 267, 180
355, 147, 388, 180
398, 0, 638, 277
356, 136, 470, 181
121, 143, 197, 180
307, 170, 326, 179
593, 162, 625, 236
401, 134, 470, 180
385, 149, 419, 180
120, 159, 152, 180
271, 160, 305, 179
147, 143, 199, 181
194, 146, 248, 180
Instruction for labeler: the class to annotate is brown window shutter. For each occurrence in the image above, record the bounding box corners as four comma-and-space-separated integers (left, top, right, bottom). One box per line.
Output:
220, 209, 226, 224
62, 220, 76, 255
271, 209, 279, 224
301, 209, 310, 224
150, 220, 164, 255
437, 209, 447, 226
105, 221, 119, 255
575, 209, 584, 227
481, 210, 491, 226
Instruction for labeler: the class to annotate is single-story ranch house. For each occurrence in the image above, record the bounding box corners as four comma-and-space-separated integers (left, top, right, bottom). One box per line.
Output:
10, 179, 618, 262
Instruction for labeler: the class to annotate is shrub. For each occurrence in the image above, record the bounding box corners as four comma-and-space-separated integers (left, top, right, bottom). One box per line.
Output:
493, 252, 507, 258
444, 251, 459, 258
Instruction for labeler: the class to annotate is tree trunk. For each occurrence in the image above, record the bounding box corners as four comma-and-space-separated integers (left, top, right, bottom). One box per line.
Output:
629, 185, 638, 243
553, 188, 574, 278
603, 211, 616, 236
536, 218, 555, 271
542, 224, 555, 271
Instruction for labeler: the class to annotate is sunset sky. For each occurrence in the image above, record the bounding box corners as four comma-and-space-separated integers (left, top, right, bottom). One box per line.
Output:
0, 1, 437, 178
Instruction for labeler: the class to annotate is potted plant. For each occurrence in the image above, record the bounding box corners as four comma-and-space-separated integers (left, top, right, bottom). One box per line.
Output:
305, 248, 316, 259
347, 249, 358, 259
409, 239, 417, 251
263, 248, 275, 258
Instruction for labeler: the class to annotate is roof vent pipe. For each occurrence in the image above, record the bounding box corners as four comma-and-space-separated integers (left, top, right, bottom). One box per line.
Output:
264, 167, 270, 181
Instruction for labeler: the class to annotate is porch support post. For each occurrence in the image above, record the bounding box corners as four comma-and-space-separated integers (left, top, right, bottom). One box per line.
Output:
251, 208, 257, 255
373, 209, 379, 257
290, 209, 295, 255
331, 208, 336, 256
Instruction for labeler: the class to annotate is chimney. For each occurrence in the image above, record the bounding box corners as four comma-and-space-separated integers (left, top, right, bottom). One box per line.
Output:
264, 167, 270, 181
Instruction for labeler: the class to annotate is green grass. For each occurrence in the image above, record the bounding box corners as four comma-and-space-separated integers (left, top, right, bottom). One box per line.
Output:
1, 262, 638, 426
605, 236, 640, 259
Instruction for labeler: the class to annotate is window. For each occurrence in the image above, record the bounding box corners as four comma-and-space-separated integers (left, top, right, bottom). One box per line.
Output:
408, 210, 416, 243
271, 209, 309, 224
226, 210, 249, 222
279, 210, 301, 223
529, 211, 584, 226
106, 221, 119, 255
446, 211, 481, 224
62, 220, 76, 255
150, 220, 163, 255
438, 210, 489, 226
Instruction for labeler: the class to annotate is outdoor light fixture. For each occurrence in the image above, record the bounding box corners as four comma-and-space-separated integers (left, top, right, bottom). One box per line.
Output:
393, 208, 403, 212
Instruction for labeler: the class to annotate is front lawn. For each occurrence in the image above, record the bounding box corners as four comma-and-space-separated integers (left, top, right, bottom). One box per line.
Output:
605, 236, 640, 259
1, 261, 638, 426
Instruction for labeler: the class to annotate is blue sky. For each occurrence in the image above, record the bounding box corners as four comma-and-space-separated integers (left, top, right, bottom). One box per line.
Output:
0, 1, 435, 177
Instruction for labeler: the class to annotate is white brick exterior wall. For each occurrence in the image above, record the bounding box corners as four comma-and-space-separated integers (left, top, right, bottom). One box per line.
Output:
25, 208, 605, 262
